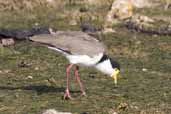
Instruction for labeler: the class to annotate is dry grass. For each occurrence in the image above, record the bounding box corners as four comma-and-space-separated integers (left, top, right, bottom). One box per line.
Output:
0, 0, 65, 11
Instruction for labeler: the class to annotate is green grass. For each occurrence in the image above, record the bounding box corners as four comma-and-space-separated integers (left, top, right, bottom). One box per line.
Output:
0, 33, 171, 114
0, 1, 171, 114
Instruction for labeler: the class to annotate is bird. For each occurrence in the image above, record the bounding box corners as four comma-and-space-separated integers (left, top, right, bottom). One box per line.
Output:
29, 30, 120, 99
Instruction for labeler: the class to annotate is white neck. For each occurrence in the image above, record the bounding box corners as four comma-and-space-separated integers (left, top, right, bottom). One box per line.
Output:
95, 59, 113, 76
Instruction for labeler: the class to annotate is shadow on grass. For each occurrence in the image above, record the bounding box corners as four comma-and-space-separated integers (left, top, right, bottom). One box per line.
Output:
0, 85, 81, 95
0, 85, 64, 95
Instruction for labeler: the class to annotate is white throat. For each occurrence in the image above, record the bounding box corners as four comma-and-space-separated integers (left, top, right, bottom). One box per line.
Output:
95, 59, 113, 76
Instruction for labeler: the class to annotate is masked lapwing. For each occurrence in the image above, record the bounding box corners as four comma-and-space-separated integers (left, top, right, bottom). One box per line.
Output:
30, 31, 120, 99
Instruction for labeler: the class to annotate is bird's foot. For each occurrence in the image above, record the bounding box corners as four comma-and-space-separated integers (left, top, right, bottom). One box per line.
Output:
64, 89, 72, 100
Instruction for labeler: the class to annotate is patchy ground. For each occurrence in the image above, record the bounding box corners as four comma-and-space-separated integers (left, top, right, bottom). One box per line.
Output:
0, 1, 171, 114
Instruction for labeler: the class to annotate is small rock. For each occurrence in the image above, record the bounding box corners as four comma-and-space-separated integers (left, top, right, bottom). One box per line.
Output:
165, 1, 171, 10
42, 109, 72, 114
117, 102, 129, 111
34, 22, 39, 26
108, 108, 118, 114
42, 109, 57, 114
17, 60, 32, 68
26, 76, 33, 79
112, 112, 118, 114
48, 78, 56, 85
46, 0, 54, 3
1, 38, 15, 46
34, 67, 39, 70
49, 28, 56, 35
138, 15, 154, 23
44, 80, 51, 86
106, 0, 133, 21
3, 69, 11, 74
130, 14, 155, 27
142, 68, 148, 72
89, 73, 96, 78
14, 93, 20, 98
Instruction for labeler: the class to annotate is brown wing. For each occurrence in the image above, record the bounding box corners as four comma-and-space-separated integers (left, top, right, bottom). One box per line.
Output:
30, 31, 106, 56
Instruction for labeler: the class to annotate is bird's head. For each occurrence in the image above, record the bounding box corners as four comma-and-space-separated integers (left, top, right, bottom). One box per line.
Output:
95, 54, 120, 85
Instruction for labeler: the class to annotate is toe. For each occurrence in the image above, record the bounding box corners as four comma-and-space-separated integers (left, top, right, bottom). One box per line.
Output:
64, 94, 72, 100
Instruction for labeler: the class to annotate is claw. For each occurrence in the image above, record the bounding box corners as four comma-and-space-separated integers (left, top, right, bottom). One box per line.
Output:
63, 89, 72, 100
63, 94, 72, 100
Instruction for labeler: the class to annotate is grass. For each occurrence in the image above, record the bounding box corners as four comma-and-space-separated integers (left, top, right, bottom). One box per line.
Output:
0, 1, 171, 114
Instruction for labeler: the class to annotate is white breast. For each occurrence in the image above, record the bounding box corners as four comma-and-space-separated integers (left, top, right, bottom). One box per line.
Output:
66, 53, 103, 66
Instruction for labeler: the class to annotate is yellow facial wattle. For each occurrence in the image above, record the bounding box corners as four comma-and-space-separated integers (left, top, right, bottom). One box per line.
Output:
111, 68, 120, 85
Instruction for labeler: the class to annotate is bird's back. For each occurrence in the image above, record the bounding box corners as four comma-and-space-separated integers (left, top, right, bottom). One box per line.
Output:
30, 31, 106, 56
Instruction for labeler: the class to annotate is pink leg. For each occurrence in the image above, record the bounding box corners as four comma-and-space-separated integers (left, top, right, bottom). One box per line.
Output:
74, 65, 86, 96
64, 64, 73, 99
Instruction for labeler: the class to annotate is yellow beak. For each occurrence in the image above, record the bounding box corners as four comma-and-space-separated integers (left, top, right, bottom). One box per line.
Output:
111, 68, 120, 85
